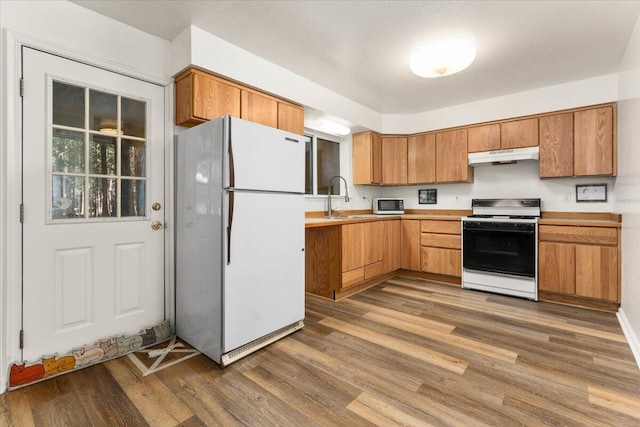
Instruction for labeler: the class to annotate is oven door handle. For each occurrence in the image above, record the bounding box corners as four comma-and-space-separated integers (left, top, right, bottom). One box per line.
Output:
463, 227, 534, 234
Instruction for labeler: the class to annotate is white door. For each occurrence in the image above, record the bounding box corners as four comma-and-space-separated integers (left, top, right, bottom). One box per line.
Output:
21, 47, 166, 361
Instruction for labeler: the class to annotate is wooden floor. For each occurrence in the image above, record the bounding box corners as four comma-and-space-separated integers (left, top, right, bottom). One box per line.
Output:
2, 277, 640, 426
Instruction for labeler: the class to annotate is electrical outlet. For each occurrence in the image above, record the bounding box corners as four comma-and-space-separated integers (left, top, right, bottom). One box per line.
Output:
562, 192, 572, 203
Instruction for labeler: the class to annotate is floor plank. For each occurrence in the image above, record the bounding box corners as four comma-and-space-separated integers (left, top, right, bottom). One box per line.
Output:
2, 277, 640, 426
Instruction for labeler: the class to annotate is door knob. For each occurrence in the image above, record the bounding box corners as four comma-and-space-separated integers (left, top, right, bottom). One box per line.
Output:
151, 221, 163, 230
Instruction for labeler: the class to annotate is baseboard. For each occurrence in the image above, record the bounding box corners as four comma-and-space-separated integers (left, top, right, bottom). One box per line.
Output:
617, 308, 640, 371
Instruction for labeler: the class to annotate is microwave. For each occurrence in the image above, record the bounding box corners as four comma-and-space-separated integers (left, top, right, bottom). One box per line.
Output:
373, 198, 404, 215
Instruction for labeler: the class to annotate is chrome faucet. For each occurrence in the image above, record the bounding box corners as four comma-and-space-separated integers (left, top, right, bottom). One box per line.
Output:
327, 175, 350, 218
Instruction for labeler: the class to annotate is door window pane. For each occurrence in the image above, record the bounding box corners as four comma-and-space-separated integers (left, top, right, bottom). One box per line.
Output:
50, 79, 148, 221
122, 97, 146, 138
52, 81, 85, 129
89, 134, 117, 175
89, 90, 117, 133
52, 175, 84, 219
89, 177, 117, 217
121, 139, 146, 177
121, 180, 145, 217
52, 129, 85, 173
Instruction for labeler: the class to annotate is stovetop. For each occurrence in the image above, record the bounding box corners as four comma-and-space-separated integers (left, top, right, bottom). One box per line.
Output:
466, 214, 538, 220
468, 198, 541, 220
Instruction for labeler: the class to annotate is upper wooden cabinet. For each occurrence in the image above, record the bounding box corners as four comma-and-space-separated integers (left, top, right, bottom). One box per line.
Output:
574, 106, 614, 176
175, 70, 241, 127
175, 68, 304, 134
407, 133, 436, 184
241, 90, 277, 129
436, 129, 473, 183
539, 112, 574, 178
501, 118, 539, 149
277, 102, 305, 135
381, 136, 408, 185
468, 124, 500, 153
352, 131, 382, 185
469, 119, 537, 153
539, 105, 615, 177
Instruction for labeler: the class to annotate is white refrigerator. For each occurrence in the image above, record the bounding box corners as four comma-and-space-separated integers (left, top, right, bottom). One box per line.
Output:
175, 116, 305, 366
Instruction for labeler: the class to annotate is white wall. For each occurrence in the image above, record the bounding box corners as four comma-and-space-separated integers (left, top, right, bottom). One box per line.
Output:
616, 14, 640, 367
382, 74, 618, 134
0, 0, 172, 393
380, 162, 616, 212
172, 26, 382, 133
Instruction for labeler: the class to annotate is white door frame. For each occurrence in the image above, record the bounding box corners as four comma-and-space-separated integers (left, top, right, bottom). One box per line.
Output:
0, 29, 175, 393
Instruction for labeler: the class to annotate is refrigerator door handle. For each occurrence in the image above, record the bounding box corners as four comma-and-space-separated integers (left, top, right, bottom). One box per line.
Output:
227, 190, 234, 264
228, 120, 235, 188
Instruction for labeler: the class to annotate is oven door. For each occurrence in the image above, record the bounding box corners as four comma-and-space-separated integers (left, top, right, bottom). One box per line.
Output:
463, 220, 536, 277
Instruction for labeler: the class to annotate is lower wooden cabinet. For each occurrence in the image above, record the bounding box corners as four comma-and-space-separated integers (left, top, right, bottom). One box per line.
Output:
419, 220, 461, 277
305, 220, 400, 299
538, 224, 619, 304
383, 220, 401, 273
400, 220, 421, 271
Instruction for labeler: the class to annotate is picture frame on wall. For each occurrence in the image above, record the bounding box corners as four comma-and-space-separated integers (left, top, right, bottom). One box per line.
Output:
419, 189, 437, 204
576, 184, 607, 202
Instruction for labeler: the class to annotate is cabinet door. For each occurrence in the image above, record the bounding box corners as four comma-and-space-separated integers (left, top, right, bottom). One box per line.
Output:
400, 220, 421, 271
383, 220, 401, 274
188, 72, 241, 123
241, 90, 278, 128
381, 136, 408, 184
420, 247, 461, 277
468, 124, 500, 153
277, 102, 304, 135
407, 134, 436, 184
341, 223, 364, 272
352, 132, 382, 185
574, 107, 614, 176
305, 227, 341, 299
538, 242, 575, 295
421, 220, 460, 235
575, 244, 618, 301
501, 118, 538, 149
436, 129, 471, 183
539, 113, 574, 178
364, 221, 384, 265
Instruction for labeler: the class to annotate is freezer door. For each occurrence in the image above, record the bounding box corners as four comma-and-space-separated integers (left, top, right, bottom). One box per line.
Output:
222, 190, 305, 352
225, 117, 304, 193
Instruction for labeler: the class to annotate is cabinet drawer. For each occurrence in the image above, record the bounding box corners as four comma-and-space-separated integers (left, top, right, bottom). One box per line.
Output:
420, 220, 460, 235
420, 247, 461, 277
539, 225, 617, 245
342, 268, 364, 288
364, 261, 384, 280
420, 233, 461, 249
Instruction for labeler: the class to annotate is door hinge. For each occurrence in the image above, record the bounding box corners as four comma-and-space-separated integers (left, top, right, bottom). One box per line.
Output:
20, 204, 24, 223
19, 330, 24, 349
19, 78, 24, 97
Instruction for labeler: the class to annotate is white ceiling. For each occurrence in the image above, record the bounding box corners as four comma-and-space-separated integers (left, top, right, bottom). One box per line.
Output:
72, 0, 640, 115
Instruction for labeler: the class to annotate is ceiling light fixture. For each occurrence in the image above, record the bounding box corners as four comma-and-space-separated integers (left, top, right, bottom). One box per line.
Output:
307, 120, 351, 136
410, 38, 476, 78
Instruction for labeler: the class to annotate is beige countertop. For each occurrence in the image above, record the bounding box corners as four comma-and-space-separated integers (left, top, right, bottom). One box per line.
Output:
305, 212, 621, 228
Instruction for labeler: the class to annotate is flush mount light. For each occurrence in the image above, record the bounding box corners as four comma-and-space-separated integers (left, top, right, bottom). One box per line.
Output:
410, 38, 476, 78
306, 120, 351, 136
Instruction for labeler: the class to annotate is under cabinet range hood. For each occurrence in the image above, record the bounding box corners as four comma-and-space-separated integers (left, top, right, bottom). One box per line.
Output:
468, 146, 539, 166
